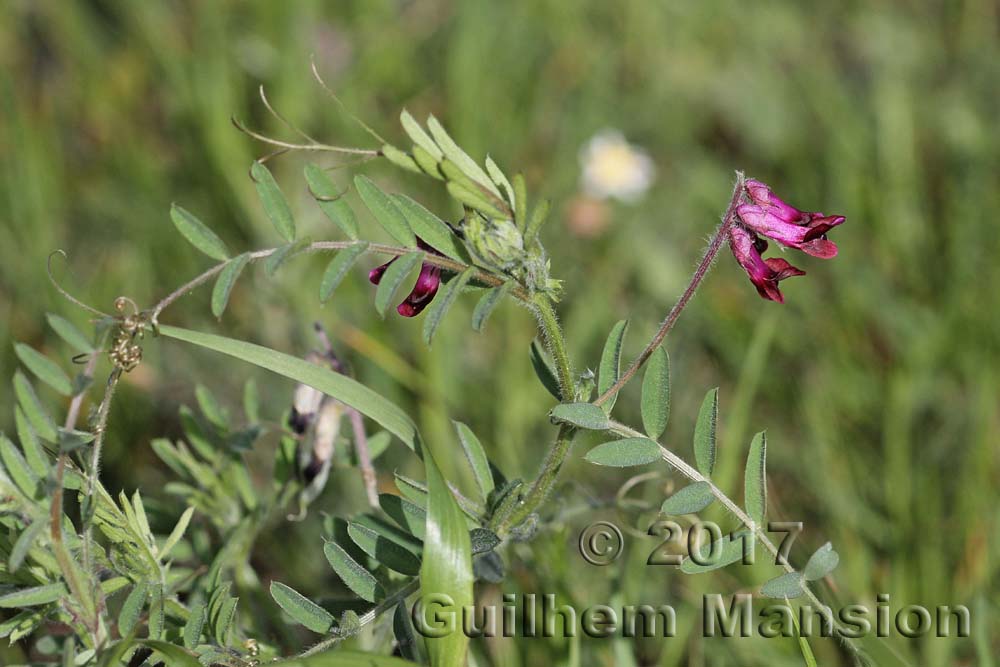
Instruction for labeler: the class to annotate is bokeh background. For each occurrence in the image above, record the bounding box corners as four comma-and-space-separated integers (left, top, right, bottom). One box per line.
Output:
1, 1, 997, 665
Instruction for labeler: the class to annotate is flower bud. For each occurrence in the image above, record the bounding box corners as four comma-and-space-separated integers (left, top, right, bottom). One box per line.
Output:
464, 215, 526, 272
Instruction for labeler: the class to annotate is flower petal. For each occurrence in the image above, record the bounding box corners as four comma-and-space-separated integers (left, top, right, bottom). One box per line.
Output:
369, 260, 392, 285
368, 237, 449, 317
798, 238, 839, 259
737, 204, 811, 246
745, 179, 810, 224
802, 215, 846, 241
728, 225, 806, 303
396, 264, 442, 317
764, 257, 807, 279
738, 205, 843, 258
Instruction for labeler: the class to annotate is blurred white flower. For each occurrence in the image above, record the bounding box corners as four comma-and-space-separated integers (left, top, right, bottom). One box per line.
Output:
579, 130, 655, 203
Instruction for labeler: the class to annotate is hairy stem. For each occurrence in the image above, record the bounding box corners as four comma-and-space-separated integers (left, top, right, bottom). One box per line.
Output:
85, 370, 121, 516
531, 296, 575, 398
493, 424, 575, 536
497, 178, 748, 536
491, 296, 578, 535
594, 173, 745, 406
73, 366, 124, 642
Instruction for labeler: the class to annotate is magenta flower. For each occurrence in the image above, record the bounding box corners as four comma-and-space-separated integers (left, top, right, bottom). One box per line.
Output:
369, 239, 442, 317
738, 179, 845, 258
729, 179, 845, 302
736, 204, 843, 258
728, 224, 806, 303
744, 179, 813, 224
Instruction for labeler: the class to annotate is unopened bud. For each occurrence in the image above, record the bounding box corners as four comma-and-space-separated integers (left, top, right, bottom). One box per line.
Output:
465, 215, 525, 272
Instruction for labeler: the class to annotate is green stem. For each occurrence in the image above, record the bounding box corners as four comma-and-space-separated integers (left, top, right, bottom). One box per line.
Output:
493, 296, 577, 535
531, 295, 574, 397
494, 424, 575, 535
82, 369, 122, 602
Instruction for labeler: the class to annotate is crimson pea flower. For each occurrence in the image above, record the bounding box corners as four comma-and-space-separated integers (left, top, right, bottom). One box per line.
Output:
736, 204, 843, 259
738, 179, 845, 258
744, 179, 814, 224
728, 223, 806, 303
728, 179, 845, 302
368, 239, 443, 317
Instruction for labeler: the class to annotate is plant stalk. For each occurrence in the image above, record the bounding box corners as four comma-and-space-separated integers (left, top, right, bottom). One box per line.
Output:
150, 241, 525, 327
493, 424, 575, 536
594, 172, 745, 405
498, 177, 747, 535
492, 296, 577, 535
531, 295, 575, 398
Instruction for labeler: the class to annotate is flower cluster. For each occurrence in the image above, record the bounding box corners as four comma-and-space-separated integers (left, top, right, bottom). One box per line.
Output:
728, 179, 845, 303
368, 179, 844, 316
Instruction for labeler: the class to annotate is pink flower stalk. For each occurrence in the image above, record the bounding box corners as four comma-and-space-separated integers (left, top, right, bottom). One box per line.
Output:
369, 239, 442, 317
728, 179, 845, 302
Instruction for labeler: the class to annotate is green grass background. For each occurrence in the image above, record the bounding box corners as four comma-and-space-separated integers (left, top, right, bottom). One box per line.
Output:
0, 1, 997, 665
